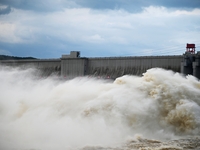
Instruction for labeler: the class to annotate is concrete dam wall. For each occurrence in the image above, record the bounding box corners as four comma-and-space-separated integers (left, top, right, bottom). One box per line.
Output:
1, 51, 200, 79
87, 56, 183, 78
1, 51, 187, 79
0, 59, 61, 76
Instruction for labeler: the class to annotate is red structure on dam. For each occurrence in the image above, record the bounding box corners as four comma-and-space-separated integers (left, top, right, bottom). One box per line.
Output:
186, 43, 195, 54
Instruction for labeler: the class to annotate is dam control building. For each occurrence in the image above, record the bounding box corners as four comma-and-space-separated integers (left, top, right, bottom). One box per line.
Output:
0, 44, 200, 79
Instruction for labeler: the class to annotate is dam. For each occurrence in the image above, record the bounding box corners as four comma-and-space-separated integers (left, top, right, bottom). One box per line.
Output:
0, 44, 200, 79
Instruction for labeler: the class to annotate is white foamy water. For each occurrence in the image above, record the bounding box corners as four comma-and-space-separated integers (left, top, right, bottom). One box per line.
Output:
0, 66, 200, 150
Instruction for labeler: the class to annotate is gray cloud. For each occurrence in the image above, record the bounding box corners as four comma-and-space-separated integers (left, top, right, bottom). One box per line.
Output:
0, 6, 11, 15
1, 6, 199, 58
75, 0, 200, 9
0, 1, 200, 58
74, 0, 200, 13
158, 0, 200, 8
0, 0, 83, 13
0, 0, 200, 13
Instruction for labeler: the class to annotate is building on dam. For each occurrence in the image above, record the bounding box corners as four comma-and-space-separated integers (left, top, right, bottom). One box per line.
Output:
0, 44, 200, 79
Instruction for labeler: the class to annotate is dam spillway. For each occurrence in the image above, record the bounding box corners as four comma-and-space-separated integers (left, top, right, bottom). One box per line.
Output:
0, 51, 200, 79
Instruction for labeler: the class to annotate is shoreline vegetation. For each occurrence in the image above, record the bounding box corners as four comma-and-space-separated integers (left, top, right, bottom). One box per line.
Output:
0, 55, 37, 60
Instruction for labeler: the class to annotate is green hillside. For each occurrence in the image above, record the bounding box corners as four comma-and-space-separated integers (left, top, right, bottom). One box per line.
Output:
0, 55, 37, 60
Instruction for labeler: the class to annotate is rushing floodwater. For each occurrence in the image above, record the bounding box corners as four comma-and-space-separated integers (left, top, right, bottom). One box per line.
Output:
0, 66, 200, 150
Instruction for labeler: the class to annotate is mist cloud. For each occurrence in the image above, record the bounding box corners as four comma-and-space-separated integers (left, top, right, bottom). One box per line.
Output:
0, 67, 200, 149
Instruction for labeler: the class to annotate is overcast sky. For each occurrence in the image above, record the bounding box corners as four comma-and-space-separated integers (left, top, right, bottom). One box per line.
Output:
0, 0, 200, 58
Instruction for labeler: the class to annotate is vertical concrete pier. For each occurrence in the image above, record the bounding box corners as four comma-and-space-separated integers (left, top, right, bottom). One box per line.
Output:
181, 52, 195, 75
61, 51, 89, 78
181, 43, 200, 79
193, 51, 200, 79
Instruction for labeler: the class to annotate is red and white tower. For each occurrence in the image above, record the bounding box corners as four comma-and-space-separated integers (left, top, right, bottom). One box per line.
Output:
186, 43, 195, 54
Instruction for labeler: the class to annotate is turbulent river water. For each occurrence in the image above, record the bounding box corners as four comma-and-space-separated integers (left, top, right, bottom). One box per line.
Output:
0, 66, 200, 150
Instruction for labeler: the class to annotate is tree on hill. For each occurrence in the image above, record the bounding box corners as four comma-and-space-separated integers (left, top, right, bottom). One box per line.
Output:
0, 55, 37, 60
